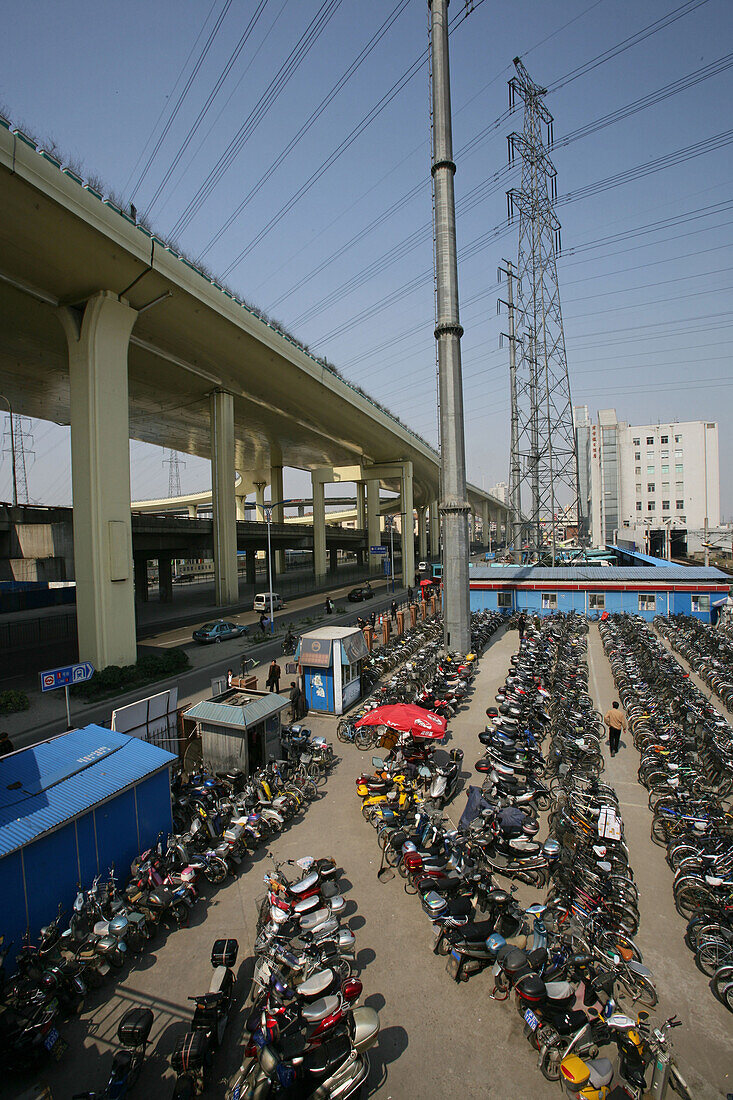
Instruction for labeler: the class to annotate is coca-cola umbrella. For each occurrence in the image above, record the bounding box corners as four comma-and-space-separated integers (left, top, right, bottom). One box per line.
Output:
354, 704, 446, 739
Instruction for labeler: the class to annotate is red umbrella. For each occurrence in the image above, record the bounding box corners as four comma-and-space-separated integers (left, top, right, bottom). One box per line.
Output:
355, 704, 446, 739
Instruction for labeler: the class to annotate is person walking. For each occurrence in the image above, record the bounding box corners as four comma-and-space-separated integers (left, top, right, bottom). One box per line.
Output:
407, 585, 413, 603
604, 700, 627, 757
325, 596, 333, 615
226, 668, 233, 688
259, 611, 268, 635
0, 731, 14, 757
266, 659, 282, 693
288, 681, 300, 723
369, 609, 376, 629
517, 612, 527, 642
390, 599, 397, 622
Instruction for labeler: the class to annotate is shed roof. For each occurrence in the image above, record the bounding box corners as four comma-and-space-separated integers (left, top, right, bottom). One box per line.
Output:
0, 726, 176, 858
300, 625, 364, 640
469, 565, 729, 583
185, 693, 289, 731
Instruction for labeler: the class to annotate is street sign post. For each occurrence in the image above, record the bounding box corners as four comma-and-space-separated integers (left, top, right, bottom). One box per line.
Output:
40, 662, 94, 729
370, 546, 387, 555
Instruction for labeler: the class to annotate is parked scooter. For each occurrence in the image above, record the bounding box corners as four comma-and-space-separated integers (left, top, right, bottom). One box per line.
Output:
170, 940, 239, 1097
73, 1007, 154, 1098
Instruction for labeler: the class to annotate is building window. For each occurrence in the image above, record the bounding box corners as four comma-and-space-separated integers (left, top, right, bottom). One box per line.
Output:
589, 593, 605, 609
675, 434, 681, 443
675, 448, 683, 459
633, 437, 640, 446
636, 502, 642, 511
647, 465, 655, 475
675, 464, 683, 474
662, 482, 670, 491
638, 594, 656, 611
497, 592, 512, 608
661, 435, 668, 444
636, 484, 641, 494
635, 452, 641, 461
623, 520, 630, 527
661, 464, 669, 474
661, 450, 669, 459
647, 483, 655, 492
646, 436, 654, 445
691, 594, 710, 612
541, 593, 557, 609
680, 516, 686, 523
676, 500, 684, 509
647, 501, 655, 511
635, 466, 641, 475
662, 500, 670, 511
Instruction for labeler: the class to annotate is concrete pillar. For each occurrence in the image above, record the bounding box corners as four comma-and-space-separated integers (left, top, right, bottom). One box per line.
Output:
271, 465, 286, 575
254, 482, 267, 523
210, 389, 238, 606
356, 483, 366, 529
366, 479, 380, 572
429, 501, 440, 558
329, 546, 338, 574
235, 496, 247, 521
134, 557, 149, 603
188, 504, 197, 519
481, 501, 490, 550
418, 508, 428, 562
59, 290, 137, 668
357, 547, 365, 566
158, 554, 173, 602
312, 472, 327, 578
401, 462, 415, 590
246, 548, 256, 585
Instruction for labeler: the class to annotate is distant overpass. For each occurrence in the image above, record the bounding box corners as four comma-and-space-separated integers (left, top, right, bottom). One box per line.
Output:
0, 121, 509, 667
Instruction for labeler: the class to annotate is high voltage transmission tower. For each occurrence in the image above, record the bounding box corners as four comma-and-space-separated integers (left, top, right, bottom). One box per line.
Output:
505, 57, 579, 562
163, 449, 185, 497
2, 413, 33, 504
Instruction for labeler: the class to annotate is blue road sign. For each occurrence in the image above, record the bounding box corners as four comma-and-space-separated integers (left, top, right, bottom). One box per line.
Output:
370, 545, 387, 555
40, 662, 95, 692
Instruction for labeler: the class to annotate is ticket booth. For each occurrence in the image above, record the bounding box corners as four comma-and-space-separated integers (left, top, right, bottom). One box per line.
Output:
297, 626, 369, 716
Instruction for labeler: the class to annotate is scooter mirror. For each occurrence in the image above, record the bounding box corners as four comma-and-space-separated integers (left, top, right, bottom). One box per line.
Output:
372, 757, 385, 768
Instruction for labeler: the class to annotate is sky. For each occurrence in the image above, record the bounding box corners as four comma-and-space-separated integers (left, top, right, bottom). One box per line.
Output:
0, 0, 731, 517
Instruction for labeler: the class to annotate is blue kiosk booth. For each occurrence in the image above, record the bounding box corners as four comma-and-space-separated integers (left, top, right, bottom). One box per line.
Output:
296, 626, 369, 716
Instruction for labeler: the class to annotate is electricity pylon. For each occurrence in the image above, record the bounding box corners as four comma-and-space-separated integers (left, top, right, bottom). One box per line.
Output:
506, 57, 579, 561
163, 449, 184, 497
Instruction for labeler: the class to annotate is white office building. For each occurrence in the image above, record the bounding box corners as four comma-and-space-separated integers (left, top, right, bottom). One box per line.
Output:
574, 407, 720, 550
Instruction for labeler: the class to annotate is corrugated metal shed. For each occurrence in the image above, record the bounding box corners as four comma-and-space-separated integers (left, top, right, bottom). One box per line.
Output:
0, 725, 176, 858
470, 566, 729, 583
185, 693, 289, 730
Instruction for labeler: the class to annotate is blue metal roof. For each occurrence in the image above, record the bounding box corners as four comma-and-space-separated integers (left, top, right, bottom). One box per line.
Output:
185, 694, 289, 730
606, 544, 673, 567
0, 725, 176, 858
470, 565, 730, 583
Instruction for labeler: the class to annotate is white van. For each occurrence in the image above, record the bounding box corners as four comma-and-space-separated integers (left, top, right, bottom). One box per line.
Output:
418, 561, 429, 573
253, 592, 284, 612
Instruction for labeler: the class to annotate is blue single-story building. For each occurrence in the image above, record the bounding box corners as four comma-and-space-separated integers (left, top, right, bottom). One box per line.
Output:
469, 564, 730, 623
0, 726, 176, 965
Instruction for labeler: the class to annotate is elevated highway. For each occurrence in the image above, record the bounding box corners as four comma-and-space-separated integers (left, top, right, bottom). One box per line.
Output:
0, 121, 508, 667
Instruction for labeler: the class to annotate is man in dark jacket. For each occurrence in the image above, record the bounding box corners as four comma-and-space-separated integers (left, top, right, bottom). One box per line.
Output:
266, 660, 281, 693
289, 682, 300, 723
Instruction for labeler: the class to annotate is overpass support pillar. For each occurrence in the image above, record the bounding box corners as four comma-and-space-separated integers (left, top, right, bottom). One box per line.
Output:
60, 291, 137, 668
235, 496, 247, 521
429, 501, 440, 559
271, 466, 286, 575
356, 483, 366, 529
254, 482, 267, 523
481, 502, 490, 550
418, 507, 428, 563
401, 462, 415, 590
210, 389, 238, 606
246, 549, 256, 585
329, 547, 338, 574
188, 504, 197, 519
311, 472, 327, 579
158, 555, 174, 603
134, 557, 149, 603
366, 480, 380, 573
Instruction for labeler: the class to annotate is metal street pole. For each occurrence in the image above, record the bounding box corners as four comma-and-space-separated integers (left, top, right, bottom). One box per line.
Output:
0, 395, 18, 506
266, 507, 275, 632
390, 521, 395, 594
429, 0, 471, 654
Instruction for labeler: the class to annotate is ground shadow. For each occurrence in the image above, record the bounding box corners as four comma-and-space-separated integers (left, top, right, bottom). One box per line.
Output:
366, 1024, 409, 1095
348, 914, 366, 931
355, 947, 376, 972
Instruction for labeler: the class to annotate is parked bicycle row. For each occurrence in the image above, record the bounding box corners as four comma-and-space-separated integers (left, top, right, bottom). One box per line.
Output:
655, 613, 733, 711
0, 738, 336, 1078
226, 856, 380, 1099
599, 613, 733, 1015
352, 613, 692, 1096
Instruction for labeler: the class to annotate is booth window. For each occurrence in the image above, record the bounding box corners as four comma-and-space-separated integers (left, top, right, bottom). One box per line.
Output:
589, 593, 605, 610
542, 593, 557, 609
342, 660, 358, 685
638, 594, 656, 611
497, 592, 512, 608
691, 595, 710, 612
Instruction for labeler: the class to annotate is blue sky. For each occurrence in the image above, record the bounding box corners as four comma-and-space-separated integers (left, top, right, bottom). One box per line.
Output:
1, 0, 731, 517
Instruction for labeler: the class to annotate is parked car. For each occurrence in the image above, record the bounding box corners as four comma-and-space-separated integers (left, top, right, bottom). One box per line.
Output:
347, 585, 375, 602
418, 561, 429, 573
192, 620, 247, 644
253, 592, 284, 612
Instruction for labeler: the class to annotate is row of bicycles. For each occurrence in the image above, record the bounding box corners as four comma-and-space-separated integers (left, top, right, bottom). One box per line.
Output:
337, 610, 503, 746
1, 737, 335, 1085
225, 856, 380, 1099
656, 613, 733, 713
599, 613, 733, 1014
353, 612, 693, 1097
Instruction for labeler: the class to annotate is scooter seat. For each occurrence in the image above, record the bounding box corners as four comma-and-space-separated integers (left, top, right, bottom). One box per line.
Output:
544, 980, 573, 1001
587, 1058, 614, 1088
300, 908, 329, 931
291, 871, 319, 895
508, 838, 541, 856
111, 1049, 134, 1072
304, 1033, 352, 1076
301, 994, 340, 1023
462, 920, 496, 942
298, 969, 334, 999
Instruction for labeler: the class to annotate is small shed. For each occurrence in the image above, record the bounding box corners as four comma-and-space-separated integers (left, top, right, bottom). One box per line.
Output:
296, 626, 369, 715
184, 689, 289, 773
0, 726, 176, 967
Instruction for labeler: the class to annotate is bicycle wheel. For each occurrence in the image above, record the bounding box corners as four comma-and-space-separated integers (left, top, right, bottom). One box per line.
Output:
696, 937, 733, 976
336, 722, 352, 744
675, 883, 715, 919
354, 728, 373, 750
668, 1063, 693, 1100
650, 816, 669, 846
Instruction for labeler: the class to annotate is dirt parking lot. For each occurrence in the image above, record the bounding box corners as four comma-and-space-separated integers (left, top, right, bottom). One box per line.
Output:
12, 624, 733, 1099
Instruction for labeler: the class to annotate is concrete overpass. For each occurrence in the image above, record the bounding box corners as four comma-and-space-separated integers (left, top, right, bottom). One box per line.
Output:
0, 119, 509, 667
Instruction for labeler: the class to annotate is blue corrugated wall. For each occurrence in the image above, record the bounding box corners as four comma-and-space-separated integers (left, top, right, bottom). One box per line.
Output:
470, 587, 715, 622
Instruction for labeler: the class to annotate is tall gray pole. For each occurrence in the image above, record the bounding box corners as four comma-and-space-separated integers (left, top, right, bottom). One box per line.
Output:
429, 0, 471, 654
501, 261, 522, 560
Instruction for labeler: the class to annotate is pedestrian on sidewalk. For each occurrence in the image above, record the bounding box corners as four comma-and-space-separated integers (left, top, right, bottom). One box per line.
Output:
517, 612, 526, 641
390, 599, 397, 622
226, 668, 233, 688
603, 700, 627, 757
369, 610, 376, 629
259, 612, 269, 635
288, 681, 300, 723
266, 659, 282, 693
407, 585, 413, 603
